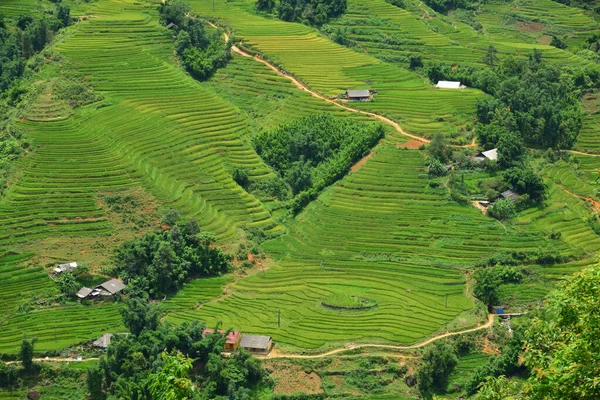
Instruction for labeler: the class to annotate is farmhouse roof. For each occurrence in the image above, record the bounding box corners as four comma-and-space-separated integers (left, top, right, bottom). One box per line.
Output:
477, 148, 498, 161
54, 262, 77, 274
500, 190, 518, 201
97, 279, 126, 295
436, 81, 465, 89
346, 89, 370, 98
92, 333, 113, 349
202, 329, 241, 345
77, 287, 93, 299
166, 22, 176, 29
240, 335, 271, 350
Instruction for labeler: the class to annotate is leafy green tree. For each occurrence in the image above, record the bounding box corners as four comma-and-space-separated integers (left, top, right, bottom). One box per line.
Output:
502, 167, 546, 202
417, 341, 458, 399
56, 4, 70, 27
476, 375, 522, 399
58, 272, 79, 299
86, 365, 106, 400
523, 266, 600, 399
473, 267, 501, 306
120, 295, 161, 336
427, 158, 447, 176
496, 131, 525, 168
408, 54, 423, 70
20, 337, 35, 373
427, 133, 450, 163
158, 0, 191, 27
483, 44, 499, 66
0, 361, 19, 388
256, 0, 276, 13
488, 198, 515, 220
146, 352, 199, 400
161, 209, 180, 226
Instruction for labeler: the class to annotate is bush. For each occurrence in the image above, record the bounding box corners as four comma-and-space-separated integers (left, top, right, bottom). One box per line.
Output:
488, 198, 515, 220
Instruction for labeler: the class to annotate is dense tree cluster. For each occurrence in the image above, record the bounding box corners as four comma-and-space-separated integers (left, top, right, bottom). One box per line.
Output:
89, 298, 272, 399
276, 0, 347, 26
158, 0, 231, 80
255, 113, 384, 212
417, 340, 458, 399
114, 215, 232, 299
422, 0, 479, 13
428, 51, 590, 149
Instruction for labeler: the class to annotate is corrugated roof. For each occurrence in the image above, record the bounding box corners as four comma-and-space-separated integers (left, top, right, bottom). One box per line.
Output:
240, 335, 272, 350
98, 279, 126, 294
92, 333, 113, 348
436, 81, 463, 89
346, 89, 370, 98
500, 190, 518, 201
203, 329, 241, 345
77, 287, 93, 298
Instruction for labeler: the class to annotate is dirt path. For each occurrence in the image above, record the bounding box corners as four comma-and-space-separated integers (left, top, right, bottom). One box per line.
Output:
569, 149, 600, 157
259, 314, 496, 359
207, 22, 429, 144
6, 357, 99, 365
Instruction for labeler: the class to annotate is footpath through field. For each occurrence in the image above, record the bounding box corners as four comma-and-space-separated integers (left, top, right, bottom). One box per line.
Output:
259, 314, 496, 359
208, 22, 429, 144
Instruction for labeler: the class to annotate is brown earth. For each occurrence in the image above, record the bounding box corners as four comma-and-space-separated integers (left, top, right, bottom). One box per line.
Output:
398, 139, 424, 150
538, 35, 553, 45
350, 152, 375, 173
268, 362, 323, 395
514, 21, 545, 33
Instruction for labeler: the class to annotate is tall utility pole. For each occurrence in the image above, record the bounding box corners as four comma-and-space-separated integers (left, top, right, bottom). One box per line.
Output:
212, 0, 215, 12
278, 309, 281, 327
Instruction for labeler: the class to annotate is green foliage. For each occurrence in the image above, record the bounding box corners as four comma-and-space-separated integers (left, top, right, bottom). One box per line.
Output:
158, 1, 231, 80
20, 337, 35, 373
417, 340, 458, 399
161, 208, 180, 227
277, 0, 347, 26
487, 198, 516, 220
256, 0, 276, 13
475, 375, 522, 399
86, 365, 106, 400
232, 167, 250, 188
146, 352, 199, 399
255, 113, 383, 211
96, 318, 272, 399
58, 272, 79, 300
427, 158, 448, 176
473, 267, 501, 306
428, 132, 451, 163
114, 217, 232, 298
0, 361, 19, 388
423, 0, 479, 14
502, 167, 546, 202
120, 295, 162, 336
496, 131, 525, 168
523, 266, 600, 399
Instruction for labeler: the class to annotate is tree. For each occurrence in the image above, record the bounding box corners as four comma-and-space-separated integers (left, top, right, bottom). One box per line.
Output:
86, 365, 106, 400
487, 198, 516, 221
496, 131, 525, 168
523, 266, 600, 399
502, 167, 546, 202
120, 295, 162, 336
56, 4, 70, 28
476, 375, 522, 399
256, 0, 276, 13
146, 352, 199, 400
483, 44, 499, 66
158, 0, 191, 27
161, 208, 180, 227
408, 54, 423, 70
417, 341, 458, 399
428, 133, 450, 163
20, 337, 35, 373
473, 267, 501, 306
58, 272, 79, 299
427, 158, 447, 176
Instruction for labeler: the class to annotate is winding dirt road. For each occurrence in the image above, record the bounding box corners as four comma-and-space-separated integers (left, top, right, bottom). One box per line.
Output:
259, 314, 496, 359
208, 22, 429, 144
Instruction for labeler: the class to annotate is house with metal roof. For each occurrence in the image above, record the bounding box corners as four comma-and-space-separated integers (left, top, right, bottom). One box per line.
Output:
436, 81, 466, 89
53, 262, 77, 275
240, 335, 273, 354
203, 329, 242, 351
95, 279, 126, 296
499, 190, 519, 202
345, 89, 372, 101
76, 287, 93, 299
474, 148, 498, 163
92, 334, 113, 350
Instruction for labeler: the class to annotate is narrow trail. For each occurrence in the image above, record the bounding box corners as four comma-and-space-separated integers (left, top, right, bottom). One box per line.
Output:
569, 149, 600, 157
258, 314, 496, 359
208, 22, 429, 144
6, 357, 99, 365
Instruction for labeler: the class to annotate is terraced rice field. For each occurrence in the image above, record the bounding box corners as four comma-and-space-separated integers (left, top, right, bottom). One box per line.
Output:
166, 147, 562, 350
189, 0, 483, 141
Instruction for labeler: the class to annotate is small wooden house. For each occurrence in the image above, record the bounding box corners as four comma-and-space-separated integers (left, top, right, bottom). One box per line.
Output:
240, 335, 273, 354
203, 329, 242, 351
474, 148, 498, 163
436, 81, 466, 89
92, 334, 113, 351
345, 89, 372, 102
499, 190, 518, 202
53, 262, 77, 275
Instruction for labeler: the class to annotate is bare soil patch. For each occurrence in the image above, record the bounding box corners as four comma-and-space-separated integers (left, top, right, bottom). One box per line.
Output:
398, 139, 423, 150
538, 35, 552, 45
514, 21, 545, 33
350, 152, 374, 173
583, 92, 600, 114
268, 362, 323, 395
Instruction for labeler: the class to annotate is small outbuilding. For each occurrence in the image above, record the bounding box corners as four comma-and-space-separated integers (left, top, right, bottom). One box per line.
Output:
345, 89, 372, 102
240, 335, 273, 354
77, 287, 93, 299
499, 190, 519, 202
166, 22, 176, 29
203, 329, 242, 351
474, 148, 498, 163
436, 81, 466, 89
95, 279, 126, 297
92, 334, 113, 351
53, 262, 77, 275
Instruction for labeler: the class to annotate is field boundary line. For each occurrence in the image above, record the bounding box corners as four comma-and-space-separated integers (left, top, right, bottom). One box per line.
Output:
206, 21, 429, 144
259, 314, 496, 359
